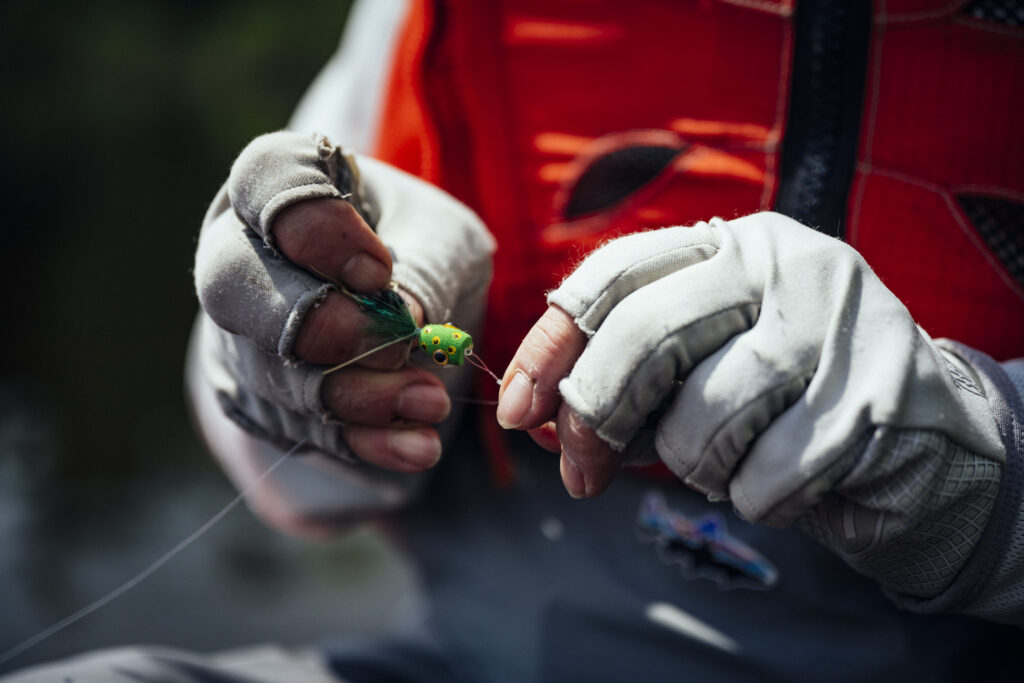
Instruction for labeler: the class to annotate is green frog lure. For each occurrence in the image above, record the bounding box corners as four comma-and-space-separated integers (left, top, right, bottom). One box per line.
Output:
323, 286, 496, 380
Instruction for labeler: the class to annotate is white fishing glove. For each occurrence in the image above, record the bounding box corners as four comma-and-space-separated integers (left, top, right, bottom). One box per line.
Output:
192, 131, 494, 462
519, 211, 1020, 608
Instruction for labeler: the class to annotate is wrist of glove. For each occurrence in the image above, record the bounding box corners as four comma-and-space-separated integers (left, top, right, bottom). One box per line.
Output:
545, 212, 1008, 601
192, 131, 494, 461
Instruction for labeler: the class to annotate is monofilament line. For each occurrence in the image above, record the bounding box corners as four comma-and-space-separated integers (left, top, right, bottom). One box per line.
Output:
450, 396, 499, 405
322, 331, 419, 375
0, 438, 309, 667
464, 348, 501, 385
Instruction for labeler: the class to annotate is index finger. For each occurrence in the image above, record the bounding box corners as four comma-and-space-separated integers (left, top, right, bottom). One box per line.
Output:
496, 306, 587, 430
273, 198, 393, 293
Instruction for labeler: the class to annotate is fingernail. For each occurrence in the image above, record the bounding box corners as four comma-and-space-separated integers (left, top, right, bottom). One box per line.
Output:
496, 371, 533, 429
397, 384, 451, 423
390, 430, 442, 468
560, 453, 586, 499
342, 253, 390, 292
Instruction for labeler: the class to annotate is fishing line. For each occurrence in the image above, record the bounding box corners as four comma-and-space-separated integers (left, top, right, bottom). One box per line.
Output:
451, 396, 499, 405
322, 332, 419, 375
0, 438, 309, 667
464, 349, 501, 385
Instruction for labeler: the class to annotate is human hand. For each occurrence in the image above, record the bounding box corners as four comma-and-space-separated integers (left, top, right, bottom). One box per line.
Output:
498, 212, 1010, 598
499, 212, 1003, 507
194, 131, 494, 469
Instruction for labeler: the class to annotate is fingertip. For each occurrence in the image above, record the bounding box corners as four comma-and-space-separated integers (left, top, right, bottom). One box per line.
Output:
527, 421, 561, 452
389, 428, 443, 470
560, 453, 586, 498
345, 425, 442, 472
497, 306, 587, 430
557, 405, 621, 498
496, 371, 534, 429
397, 382, 452, 424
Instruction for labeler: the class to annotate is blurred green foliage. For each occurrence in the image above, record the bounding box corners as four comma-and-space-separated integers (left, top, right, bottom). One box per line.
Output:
0, 1, 353, 480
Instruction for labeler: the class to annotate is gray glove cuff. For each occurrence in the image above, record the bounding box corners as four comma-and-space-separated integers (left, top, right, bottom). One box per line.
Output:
903, 346, 1024, 620
797, 428, 1001, 602
798, 347, 1024, 620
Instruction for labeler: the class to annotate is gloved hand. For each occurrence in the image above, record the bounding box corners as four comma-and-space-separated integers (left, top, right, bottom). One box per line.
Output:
193, 131, 495, 469
498, 211, 1010, 601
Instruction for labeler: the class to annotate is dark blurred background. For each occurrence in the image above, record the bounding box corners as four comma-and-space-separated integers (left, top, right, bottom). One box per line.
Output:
0, 1, 416, 674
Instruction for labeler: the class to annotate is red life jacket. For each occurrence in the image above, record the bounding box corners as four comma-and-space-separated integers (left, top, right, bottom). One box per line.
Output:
372, 0, 1024, 368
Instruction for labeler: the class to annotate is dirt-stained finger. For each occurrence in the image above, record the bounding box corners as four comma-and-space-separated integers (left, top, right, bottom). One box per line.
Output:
321, 365, 450, 426
273, 198, 393, 293
293, 292, 411, 369
343, 425, 444, 472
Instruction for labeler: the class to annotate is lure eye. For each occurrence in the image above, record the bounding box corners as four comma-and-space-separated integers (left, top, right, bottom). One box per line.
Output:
432, 336, 441, 346
447, 345, 456, 354
420, 342, 427, 350
432, 349, 449, 365
453, 332, 461, 339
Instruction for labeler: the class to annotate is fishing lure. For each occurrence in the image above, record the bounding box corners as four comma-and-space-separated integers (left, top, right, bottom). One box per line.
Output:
324, 285, 496, 380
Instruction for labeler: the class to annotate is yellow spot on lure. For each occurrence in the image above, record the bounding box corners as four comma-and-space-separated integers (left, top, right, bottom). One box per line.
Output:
419, 324, 473, 366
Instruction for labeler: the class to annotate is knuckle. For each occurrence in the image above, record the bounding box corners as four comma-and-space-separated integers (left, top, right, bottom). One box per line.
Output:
344, 426, 438, 472
560, 406, 596, 448
295, 305, 336, 361
323, 375, 397, 425
273, 200, 336, 263
516, 308, 585, 379
294, 296, 364, 364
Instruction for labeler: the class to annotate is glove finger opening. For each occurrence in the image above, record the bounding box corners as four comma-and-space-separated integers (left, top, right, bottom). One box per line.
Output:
559, 261, 761, 451
548, 222, 721, 336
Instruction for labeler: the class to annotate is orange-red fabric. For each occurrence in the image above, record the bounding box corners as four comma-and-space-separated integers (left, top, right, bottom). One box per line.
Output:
375, 0, 794, 369
374, 0, 1024, 367
372, 1, 441, 183
848, 9, 1024, 361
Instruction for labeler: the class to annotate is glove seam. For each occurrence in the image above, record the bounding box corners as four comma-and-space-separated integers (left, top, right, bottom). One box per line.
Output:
682, 369, 816, 502
571, 299, 761, 450
279, 282, 334, 361
892, 341, 1024, 613
551, 242, 720, 334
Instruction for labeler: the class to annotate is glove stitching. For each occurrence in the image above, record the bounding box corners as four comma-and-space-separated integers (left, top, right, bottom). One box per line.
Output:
685, 369, 816, 492
738, 428, 872, 526
586, 299, 761, 449
279, 282, 334, 361
564, 243, 720, 334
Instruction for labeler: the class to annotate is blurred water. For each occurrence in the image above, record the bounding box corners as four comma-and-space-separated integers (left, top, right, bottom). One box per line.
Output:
0, 386, 420, 676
